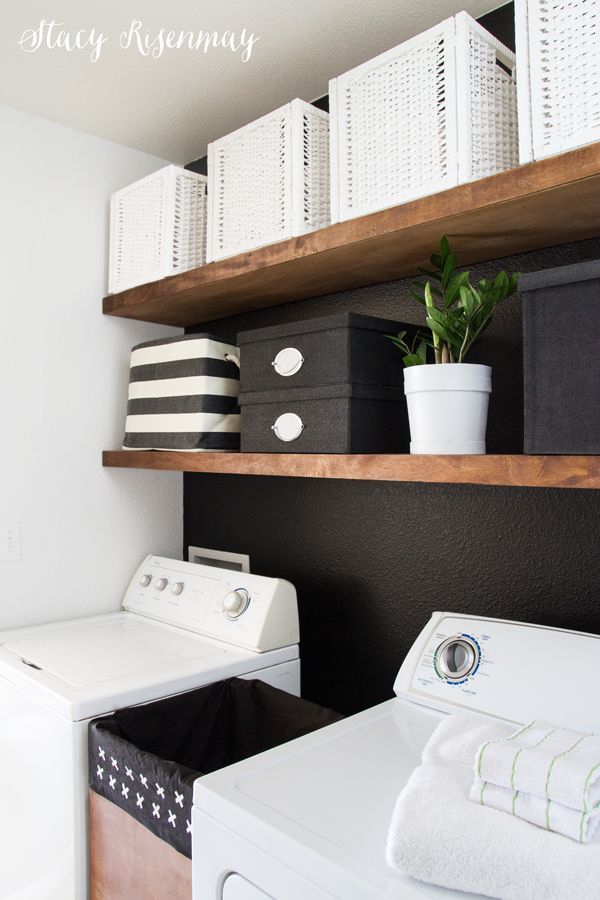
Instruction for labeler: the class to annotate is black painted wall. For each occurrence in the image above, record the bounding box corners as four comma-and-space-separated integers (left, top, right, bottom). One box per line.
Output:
185, 239, 600, 716
184, 3, 600, 716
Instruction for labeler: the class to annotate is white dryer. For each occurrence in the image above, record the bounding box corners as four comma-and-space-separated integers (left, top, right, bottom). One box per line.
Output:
192, 611, 600, 900
0, 555, 300, 900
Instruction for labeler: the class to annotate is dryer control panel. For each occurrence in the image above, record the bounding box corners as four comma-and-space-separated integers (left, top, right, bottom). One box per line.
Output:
123, 556, 299, 653
393, 612, 600, 732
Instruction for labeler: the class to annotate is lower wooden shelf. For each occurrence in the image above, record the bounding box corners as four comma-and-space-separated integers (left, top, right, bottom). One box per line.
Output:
102, 451, 600, 490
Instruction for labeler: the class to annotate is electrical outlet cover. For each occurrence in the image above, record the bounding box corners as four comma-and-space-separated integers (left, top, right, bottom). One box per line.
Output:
0, 523, 21, 562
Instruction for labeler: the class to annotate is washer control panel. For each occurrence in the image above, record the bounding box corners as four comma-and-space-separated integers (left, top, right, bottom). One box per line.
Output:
393, 612, 600, 730
123, 556, 299, 652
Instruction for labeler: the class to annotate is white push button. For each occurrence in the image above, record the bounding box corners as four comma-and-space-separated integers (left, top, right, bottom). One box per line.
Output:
171, 582, 184, 596
272, 347, 304, 377
155, 577, 168, 591
139, 574, 152, 587
272, 412, 304, 442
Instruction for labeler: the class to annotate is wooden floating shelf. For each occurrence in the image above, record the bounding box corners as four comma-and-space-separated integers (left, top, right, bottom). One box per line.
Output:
103, 144, 600, 327
102, 451, 600, 490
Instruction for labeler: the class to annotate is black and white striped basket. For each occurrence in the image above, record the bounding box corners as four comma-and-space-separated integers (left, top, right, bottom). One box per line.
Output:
123, 334, 240, 451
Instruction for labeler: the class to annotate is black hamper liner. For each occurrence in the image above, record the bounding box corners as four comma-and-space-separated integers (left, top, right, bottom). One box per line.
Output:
89, 678, 344, 858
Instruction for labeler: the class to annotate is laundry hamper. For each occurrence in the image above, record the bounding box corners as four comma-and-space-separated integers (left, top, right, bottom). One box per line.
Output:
329, 12, 518, 222
88, 678, 344, 900
109, 165, 208, 294
515, 0, 600, 162
207, 99, 330, 261
123, 333, 240, 451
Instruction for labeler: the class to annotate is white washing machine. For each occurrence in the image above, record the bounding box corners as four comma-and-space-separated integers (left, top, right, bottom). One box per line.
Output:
192, 611, 600, 899
0, 554, 300, 900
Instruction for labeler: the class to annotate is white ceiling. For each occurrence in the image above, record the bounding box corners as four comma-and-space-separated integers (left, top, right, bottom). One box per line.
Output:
1, 0, 501, 164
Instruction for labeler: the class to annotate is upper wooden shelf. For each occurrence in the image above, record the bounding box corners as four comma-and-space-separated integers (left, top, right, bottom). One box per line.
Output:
102, 451, 600, 490
103, 144, 600, 327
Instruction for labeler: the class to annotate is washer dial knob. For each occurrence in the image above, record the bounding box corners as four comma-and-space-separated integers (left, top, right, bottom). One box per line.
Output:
139, 574, 152, 587
435, 635, 479, 682
223, 589, 250, 619
155, 577, 168, 592
171, 582, 184, 596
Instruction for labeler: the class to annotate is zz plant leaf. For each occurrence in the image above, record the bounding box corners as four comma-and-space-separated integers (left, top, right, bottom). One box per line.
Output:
387, 238, 519, 366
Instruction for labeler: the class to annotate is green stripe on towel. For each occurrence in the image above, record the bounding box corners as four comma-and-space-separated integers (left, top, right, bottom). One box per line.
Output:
579, 810, 587, 844
477, 720, 534, 779
545, 734, 588, 799
480, 780, 488, 806
511, 728, 556, 790
582, 761, 600, 812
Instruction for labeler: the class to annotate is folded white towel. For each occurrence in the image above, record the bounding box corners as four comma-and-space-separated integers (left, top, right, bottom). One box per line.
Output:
386, 716, 600, 899
476, 719, 600, 813
470, 775, 600, 843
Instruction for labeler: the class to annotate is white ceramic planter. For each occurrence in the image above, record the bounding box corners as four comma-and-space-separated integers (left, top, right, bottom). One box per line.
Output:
404, 363, 492, 454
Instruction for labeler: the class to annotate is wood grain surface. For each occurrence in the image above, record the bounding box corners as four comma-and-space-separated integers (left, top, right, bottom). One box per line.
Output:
102, 144, 600, 326
89, 791, 192, 900
102, 451, 600, 489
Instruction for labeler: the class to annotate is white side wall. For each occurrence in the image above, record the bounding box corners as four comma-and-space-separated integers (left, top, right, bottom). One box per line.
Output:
0, 105, 183, 629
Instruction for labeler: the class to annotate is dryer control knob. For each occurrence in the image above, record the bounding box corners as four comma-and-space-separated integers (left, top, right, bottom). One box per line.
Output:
139, 574, 152, 587
171, 582, 184, 596
155, 577, 168, 592
434, 635, 479, 683
223, 589, 250, 619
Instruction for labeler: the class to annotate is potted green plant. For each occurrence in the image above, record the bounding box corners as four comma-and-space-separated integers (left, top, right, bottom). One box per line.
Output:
389, 238, 519, 454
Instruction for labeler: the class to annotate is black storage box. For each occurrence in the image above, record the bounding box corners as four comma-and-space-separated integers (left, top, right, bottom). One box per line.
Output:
89, 677, 343, 859
521, 261, 600, 454
239, 383, 408, 453
238, 312, 416, 392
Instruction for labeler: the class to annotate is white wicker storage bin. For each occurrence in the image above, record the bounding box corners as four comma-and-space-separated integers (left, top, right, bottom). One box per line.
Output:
207, 99, 330, 262
329, 12, 518, 222
515, 0, 600, 163
109, 165, 208, 294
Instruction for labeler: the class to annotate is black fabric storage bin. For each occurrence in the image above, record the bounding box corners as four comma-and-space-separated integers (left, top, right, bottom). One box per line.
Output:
238, 313, 416, 392
89, 678, 343, 858
521, 261, 600, 454
239, 383, 408, 453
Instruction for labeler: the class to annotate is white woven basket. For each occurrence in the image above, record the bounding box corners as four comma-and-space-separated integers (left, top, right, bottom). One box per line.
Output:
207, 99, 330, 262
109, 165, 208, 294
516, 0, 600, 163
329, 11, 518, 222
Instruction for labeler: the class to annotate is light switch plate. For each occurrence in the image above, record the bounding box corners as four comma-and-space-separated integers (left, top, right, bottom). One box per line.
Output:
0, 523, 21, 562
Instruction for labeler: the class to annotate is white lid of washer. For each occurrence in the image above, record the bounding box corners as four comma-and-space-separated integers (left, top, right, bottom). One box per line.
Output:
3, 614, 225, 686
0, 612, 297, 721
